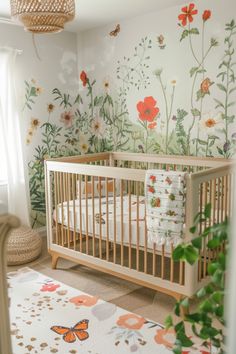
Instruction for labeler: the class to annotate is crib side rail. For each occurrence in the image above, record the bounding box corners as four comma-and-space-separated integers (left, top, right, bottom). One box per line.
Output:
111, 152, 232, 168
184, 163, 234, 294
45, 160, 190, 296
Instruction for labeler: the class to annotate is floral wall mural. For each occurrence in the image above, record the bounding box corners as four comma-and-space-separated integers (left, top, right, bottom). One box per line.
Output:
22, 0, 236, 228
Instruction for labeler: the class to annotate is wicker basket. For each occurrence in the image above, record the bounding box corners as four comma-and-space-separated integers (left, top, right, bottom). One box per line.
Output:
7, 226, 42, 266
10, 0, 75, 33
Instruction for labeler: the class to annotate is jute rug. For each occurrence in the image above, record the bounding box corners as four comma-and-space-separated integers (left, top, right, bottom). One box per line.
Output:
8, 268, 214, 354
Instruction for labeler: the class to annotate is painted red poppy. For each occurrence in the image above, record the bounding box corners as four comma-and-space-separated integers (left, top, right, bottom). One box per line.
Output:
178, 3, 198, 26
80, 70, 88, 87
202, 10, 211, 22
137, 96, 159, 122
148, 122, 157, 129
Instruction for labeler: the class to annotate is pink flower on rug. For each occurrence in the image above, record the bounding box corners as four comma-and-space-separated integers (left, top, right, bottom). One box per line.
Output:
116, 313, 146, 330
69, 295, 98, 307
40, 283, 60, 292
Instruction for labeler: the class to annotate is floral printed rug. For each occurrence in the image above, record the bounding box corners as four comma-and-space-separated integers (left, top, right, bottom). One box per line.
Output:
8, 268, 214, 354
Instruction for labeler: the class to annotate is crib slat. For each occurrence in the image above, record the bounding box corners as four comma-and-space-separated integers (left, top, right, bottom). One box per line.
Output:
113, 179, 117, 263
79, 175, 82, 253
98, 176, 102, 259
59, 172, 64, 247
179, 261, 184, 285
63, 173, 67, 246
120, 180, 124, 266
144, 202, 147, 274
66, 173, 70, 249
54, 172, 59, 245
170, 243, 174, 282
152, 243, 156, 276
92, 176, 95, 257
217, 178, 220, 223
128, 181, 132, 269
105, 178, 109, 261
161, 245, 165, 279
85, 175, 89, 255
136, 181, 140, 271
203, 182, 208, 278
72, 174, 76, 250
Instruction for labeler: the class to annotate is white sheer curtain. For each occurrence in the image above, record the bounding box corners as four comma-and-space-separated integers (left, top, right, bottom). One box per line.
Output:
0, 47, 30, 226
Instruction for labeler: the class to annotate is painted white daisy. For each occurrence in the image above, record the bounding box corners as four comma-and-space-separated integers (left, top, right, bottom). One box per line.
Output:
199, 112, 223, 135
91, 116, 106, 139
79, 134, 89, 154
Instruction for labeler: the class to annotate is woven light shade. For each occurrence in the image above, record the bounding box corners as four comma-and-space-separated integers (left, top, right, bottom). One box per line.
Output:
10, 0, 75, 34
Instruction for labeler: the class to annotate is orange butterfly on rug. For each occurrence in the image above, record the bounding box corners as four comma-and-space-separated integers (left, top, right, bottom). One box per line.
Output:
50, 319, 89, 343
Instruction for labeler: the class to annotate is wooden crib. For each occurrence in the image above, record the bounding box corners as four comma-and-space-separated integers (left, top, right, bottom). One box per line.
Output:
45, 152, 234, 301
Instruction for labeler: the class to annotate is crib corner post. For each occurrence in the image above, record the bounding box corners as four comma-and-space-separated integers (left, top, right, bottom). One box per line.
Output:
184, 174, 200, 295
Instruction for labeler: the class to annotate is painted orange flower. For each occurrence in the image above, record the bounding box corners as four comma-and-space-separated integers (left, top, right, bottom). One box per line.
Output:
202, 10, 211, 22
148, 122, 157, 129
80, 70, 88, 87
69, 295, 98, 307
116, 313, 146, 330
200, 78, 213, 94
178, 3, 198, 26
154, 328, 176, 349
40, 283, 60, 292
137, 96, 159, 122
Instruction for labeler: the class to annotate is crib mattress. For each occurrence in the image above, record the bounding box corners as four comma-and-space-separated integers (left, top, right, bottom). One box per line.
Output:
54, 195, 154, 248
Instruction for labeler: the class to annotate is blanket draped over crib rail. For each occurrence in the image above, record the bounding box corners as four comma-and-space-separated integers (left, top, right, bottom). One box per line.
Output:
145, 170, 186, 245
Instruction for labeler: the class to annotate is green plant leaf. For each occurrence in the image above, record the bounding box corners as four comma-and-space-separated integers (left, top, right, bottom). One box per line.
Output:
199, 299, 213, 313
197, 287, 206, 298
165, 315, 173, 329
207, 237, 221, 249
184, 245, 199, 265
204, 203, 212, 218
173, 245, 185, 261
190, 225, 197, 234
191, 236, 202, 249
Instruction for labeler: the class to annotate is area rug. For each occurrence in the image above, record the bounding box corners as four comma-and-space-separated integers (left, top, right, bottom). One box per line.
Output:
8, 268, 213, 354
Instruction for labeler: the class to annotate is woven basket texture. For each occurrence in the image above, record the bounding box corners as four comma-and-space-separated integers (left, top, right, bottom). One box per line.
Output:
7, 226, 42, 266
10, 0, 75, 33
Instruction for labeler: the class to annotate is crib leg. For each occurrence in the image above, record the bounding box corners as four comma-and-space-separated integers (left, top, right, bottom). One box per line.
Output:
51, 253, 59, 269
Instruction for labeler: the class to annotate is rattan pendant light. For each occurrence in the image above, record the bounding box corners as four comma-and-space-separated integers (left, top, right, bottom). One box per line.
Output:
10, 0, 75, 34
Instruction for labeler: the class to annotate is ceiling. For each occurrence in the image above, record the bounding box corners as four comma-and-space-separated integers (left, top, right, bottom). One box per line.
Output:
0, 0, 184, 32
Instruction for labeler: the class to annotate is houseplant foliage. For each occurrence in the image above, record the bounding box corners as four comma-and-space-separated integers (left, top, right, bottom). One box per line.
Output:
165, 204, 228, 354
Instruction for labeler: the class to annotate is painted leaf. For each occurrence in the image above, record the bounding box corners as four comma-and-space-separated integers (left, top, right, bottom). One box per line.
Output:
180, 29, 189, 42
189, 28, 199, 35
191, 108, 201, 117
190, 67, 198, 77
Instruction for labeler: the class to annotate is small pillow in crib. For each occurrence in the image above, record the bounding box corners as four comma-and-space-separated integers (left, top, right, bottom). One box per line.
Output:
76, 179, 121, 199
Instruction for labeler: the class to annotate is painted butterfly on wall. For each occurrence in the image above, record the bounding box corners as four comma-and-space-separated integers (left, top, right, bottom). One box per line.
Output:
109, 24, 120, 37
50, 319, 89, 343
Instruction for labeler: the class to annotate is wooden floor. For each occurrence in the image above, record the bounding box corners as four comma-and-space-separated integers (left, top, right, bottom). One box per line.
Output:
7, 236, 178, 324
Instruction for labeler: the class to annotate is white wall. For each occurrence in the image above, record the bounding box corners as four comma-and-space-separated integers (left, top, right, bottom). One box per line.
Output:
0, 23, 78, 225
